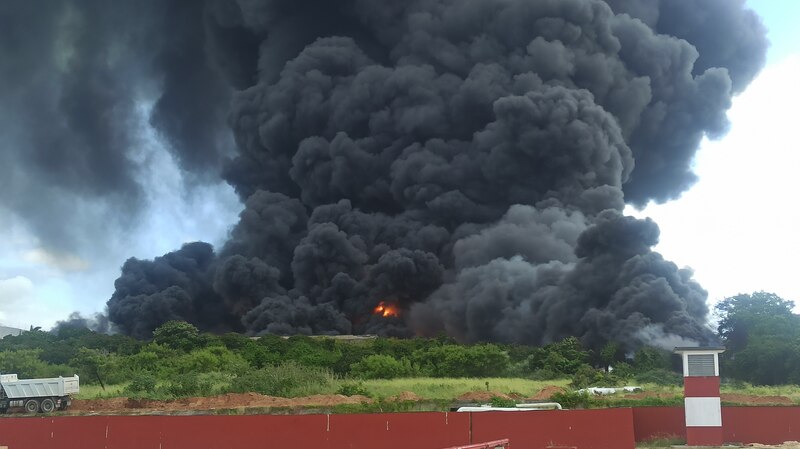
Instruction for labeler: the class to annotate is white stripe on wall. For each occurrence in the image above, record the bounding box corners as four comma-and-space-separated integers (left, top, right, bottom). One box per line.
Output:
685, 397, 722, 427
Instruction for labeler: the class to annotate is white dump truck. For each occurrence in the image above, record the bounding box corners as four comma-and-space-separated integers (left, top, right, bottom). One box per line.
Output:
0, 373, 79, 413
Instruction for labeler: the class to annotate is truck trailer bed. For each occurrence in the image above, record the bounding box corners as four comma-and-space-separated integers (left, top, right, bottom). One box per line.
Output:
0, 375, 79, 399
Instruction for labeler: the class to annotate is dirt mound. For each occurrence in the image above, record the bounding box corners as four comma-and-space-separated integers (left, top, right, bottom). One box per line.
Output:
529, 385, 567, 401
721, 393, 793, 405
457, 391, 512, 402
387, 391, 422, 402
748, 442, 800, 449
70, 393, 373, 414
70, 397, 128, 412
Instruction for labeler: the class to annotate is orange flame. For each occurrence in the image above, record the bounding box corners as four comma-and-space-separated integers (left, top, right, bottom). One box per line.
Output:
373, 301, 399, 318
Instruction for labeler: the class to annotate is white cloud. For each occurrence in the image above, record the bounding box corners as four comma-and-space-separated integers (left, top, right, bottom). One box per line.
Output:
23, 249, 89, 272
0, 276, 35, 327
628, 54, 800, 305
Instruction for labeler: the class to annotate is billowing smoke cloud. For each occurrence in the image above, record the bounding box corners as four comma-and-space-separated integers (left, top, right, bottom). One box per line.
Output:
52, 312, 112, 335
5, 0, 766, 350
0, 0, 239, 252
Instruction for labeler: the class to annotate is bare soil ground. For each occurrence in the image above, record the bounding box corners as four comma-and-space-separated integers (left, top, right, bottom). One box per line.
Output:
456, 391, 513, 402
746, 442, 800, 449
67, 393, 373, 414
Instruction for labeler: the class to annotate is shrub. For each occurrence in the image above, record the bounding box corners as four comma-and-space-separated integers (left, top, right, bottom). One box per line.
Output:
570, 364, 616, 389
336, 382, 371, 397
228, 362, 334, 397
164, 372, 213, 397
124, 373, 158, 396
331, 344, 374, 376
550, 390, 593, 409
529, 368, 561, 380
490, 396, 516, 407
635, 369, 682, 386
413, 344, 510, 377
283, 338, 341, 368
170, 346, 250, 375
350, 355, 416, 379
609, 361, 634, 379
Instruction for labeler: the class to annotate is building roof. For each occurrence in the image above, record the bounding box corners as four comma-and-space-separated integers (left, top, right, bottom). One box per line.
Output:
673, 346, 725, 353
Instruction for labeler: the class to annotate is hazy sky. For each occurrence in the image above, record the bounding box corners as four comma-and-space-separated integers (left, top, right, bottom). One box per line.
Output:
0, 1, 797, 330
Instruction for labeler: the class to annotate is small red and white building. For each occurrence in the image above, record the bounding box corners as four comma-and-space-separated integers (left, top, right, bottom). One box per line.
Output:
674, 346, 725, 446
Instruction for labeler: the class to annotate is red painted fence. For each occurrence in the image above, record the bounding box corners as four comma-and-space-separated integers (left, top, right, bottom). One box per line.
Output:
5, 406, 800, 449
723, 407, 800, 444
0, 409, 635, 449
472, 408, 635, 449
633, 406, 800, 445
631, 407, 685, 442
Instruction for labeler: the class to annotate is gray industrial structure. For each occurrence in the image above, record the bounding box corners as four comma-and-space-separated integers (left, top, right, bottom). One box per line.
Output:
0, 325, 23, 338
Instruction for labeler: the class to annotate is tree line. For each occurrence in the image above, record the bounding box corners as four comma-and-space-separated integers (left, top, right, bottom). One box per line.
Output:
0, 290, 796, 398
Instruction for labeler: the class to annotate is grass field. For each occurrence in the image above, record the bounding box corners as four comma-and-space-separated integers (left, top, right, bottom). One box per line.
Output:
720, 383, 800, 399
75, 383, 127, 399
357, 377, 571, 400
75, 377, 572, 401
74, 376, 800, 406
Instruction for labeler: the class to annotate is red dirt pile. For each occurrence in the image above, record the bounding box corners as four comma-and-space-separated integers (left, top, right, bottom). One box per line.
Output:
456, 391, 512, 402
69, 393, 373, 414
529, 385, 567, 401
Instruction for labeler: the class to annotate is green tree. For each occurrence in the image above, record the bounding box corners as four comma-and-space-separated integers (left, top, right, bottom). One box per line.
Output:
283, 337, 341, 368
715, 292, 798, 352
632, 347, 671, 373
0, 349, 51, 378
528, 337, 589, 375
599, 342, 621, 370
70, 348, 114, 390
413, 344, 509, 377
715, 292, 800, 385
152, 321, 205, 352
170, 346, 250, 375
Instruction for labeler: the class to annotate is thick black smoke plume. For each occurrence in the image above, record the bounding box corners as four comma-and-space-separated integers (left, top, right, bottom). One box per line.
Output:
6, 0, 766, 350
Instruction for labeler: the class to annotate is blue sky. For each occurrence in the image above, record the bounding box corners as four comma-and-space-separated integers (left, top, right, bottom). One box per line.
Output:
749, 0, 800, 62
1, 1, 798, 329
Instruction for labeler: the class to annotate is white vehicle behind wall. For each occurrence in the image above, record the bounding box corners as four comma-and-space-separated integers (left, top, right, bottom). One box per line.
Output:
0, 373, 79, 413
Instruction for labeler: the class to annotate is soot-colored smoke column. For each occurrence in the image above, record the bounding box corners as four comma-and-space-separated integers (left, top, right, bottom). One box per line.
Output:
43, 0, 766, 349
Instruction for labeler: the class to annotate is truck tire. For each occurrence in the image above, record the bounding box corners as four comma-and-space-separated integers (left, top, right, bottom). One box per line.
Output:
40, 398, 55, 413
24, 399, 40, 414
